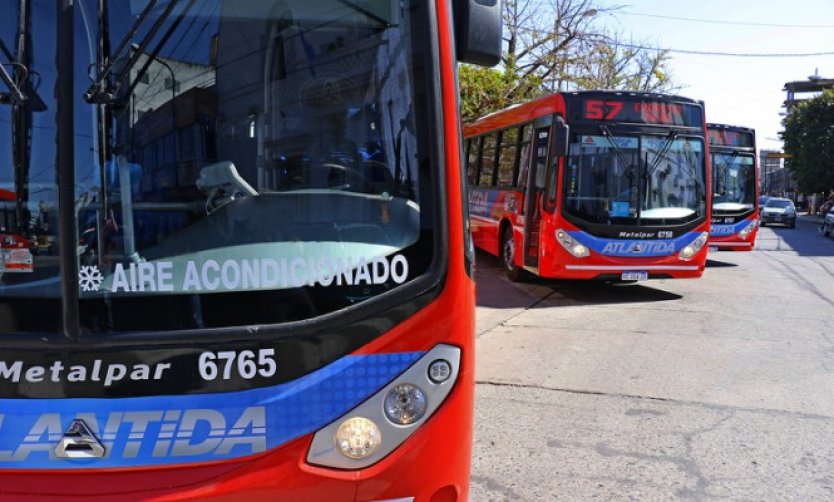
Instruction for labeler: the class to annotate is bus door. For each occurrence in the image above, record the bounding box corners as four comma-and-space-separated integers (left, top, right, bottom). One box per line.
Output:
521, 127, 549, 268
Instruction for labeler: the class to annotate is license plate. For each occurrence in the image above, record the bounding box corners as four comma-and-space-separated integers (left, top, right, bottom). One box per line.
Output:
621, 271, 648, 281
709, 246, 719, 252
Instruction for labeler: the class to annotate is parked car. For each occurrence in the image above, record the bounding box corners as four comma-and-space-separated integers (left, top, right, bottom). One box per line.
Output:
760, 197, 796, 228
822, 206, 834, 238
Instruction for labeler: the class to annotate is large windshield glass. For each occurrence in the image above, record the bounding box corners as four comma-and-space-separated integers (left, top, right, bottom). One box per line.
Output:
0, 1, 62, 332
564, 134, 706, 226
712, 153, 755, 211
3, 0, 437, 334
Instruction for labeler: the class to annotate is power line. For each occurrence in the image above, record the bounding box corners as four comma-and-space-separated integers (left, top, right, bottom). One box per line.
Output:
507, 25, 834, 58
621, 11, 834, 29
613, 42, 834, 58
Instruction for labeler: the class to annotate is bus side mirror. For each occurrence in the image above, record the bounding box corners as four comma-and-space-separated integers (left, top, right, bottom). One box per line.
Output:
551, 118, 570, 157
453, 0, 502, 67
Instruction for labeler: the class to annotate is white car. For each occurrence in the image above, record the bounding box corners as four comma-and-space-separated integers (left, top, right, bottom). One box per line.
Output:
760, 198, 796, 228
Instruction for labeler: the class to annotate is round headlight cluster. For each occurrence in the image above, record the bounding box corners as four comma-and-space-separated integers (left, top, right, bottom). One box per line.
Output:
555, 229, 590, 258
383, 383, 428, 425
679, 232, 709, 260
335, 417, 381, 459
428, 359, 452, 383
738, 220, 757, 239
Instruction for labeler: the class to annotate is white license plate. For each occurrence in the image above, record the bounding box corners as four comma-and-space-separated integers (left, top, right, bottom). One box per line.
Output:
621, 271, 648, 281
709, 246, 719, 252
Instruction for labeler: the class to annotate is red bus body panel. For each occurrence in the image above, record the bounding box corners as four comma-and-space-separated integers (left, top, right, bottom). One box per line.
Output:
0, 0, 475, 499
466, 94, 710, 280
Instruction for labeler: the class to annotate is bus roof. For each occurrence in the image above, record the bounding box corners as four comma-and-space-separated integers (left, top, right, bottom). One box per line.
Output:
463, 94, 564, 138
706, 123, 755, 134
464, 90, 703, 138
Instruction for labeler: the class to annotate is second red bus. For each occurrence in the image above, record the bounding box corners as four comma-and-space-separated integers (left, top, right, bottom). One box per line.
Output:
707, 123, 760, 250
465, 91, 711, 282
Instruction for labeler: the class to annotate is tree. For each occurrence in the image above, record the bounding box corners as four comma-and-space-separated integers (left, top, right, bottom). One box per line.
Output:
459, 0, 680, 122
782, 89, 834, 194
571, 35, 677, 93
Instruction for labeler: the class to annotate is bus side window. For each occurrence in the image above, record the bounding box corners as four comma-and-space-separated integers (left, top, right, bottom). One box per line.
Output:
467, 137, 481, 185
480, 132, 499, 187
534, 130, 549, 189
517, 126, 533, 191
497, 127, 518, 188
513, 125, 528, 188
545, 157, 559, 211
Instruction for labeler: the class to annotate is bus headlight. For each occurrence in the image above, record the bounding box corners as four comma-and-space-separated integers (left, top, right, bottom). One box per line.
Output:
384, 383, 427, 425
335, 417, 381, 459
555, 229, 590, 258
678, 232, 709, 260
307, 344, 460, 469
738, 220, 757, 240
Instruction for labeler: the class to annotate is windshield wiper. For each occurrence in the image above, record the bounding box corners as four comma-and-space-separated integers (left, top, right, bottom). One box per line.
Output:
0, 62, 26, 104
713, 151, 738, 194
644, 130, 679, 179
599, 125, 637, 179
84, 0, 196, 104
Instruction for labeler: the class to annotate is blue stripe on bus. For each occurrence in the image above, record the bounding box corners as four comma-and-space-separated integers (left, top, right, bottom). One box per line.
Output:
0, 351, 423, 469
568, 231, 701, 257
710, 219, 750, 237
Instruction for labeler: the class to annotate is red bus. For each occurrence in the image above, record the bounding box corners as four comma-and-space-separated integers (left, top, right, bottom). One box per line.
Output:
0, 1, 500, 500
465, 91, 711, 281
0, 189, 33, 273
707, 124, 760, 250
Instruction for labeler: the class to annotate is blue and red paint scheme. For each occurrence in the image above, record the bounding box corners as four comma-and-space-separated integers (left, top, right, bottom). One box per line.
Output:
707, 123, 760, 252
466, 92, 711, 280
0, 1, 481, 500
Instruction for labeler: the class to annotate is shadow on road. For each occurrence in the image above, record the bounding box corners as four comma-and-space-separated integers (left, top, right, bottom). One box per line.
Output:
756, 215, 834, 257
706, 258, 739, 268
545, 280, 683, 305
474, 250, 682, 309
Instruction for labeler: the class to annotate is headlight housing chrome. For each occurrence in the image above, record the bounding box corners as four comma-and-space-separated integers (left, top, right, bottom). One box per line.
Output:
307, 344, 460, 469
738, 220, 758, 240
555, 229, 590, 258
678, 231, 709, 260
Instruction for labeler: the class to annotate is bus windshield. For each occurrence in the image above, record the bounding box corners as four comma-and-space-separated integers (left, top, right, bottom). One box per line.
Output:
564, 134, 706, 225
712, 153, 755, 211
2, 0, 438, 333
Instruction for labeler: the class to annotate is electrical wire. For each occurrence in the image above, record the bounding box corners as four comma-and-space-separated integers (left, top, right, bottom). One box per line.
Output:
621, 11, 834, 29
507, 25, 834, 58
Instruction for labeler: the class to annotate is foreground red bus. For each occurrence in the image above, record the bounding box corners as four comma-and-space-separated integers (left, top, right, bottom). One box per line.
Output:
706, 124, 760, 251
465, 91, 711, 281
0, 1, 500, 500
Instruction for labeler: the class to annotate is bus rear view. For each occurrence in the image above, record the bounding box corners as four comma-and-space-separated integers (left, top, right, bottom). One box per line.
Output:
0, 0, 501, 500
707, 124, 760, 250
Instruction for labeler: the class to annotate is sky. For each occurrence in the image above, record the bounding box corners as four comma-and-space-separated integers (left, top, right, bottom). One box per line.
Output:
597, 0, 834, 151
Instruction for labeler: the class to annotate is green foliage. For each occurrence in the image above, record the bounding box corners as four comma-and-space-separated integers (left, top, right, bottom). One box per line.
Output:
783, 90, 834, 193
457, 64, 543, 124
458, 0, 679, 125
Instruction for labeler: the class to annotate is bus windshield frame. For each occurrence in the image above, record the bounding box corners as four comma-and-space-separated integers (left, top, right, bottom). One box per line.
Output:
562, 129, 708, 228
1, 0, 450, 339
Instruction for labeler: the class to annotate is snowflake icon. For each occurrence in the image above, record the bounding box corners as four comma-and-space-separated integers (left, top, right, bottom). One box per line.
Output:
79, 265, 105, 292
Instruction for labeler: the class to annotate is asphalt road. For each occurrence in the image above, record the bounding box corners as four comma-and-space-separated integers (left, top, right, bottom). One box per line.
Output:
470, 215, 834, 501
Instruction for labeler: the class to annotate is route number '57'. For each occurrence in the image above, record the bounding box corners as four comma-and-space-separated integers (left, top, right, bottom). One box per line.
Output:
198, 349, 277, 381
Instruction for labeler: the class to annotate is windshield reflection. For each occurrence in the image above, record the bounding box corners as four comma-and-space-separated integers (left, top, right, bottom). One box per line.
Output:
712, 153, 755, 211
564, 134, 706, 226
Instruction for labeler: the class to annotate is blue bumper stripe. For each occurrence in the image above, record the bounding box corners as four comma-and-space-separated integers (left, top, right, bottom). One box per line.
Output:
568, 231, 701, 257
0, 351, 423, 469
